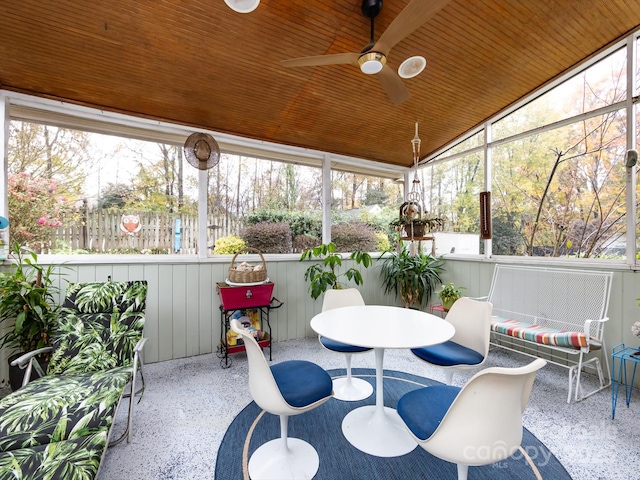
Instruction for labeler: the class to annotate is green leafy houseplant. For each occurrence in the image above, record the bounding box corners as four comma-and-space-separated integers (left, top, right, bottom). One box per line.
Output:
0, 242, 61, 359
300, 242, 372, 300
379, 247, 444, 308
438, 282, 466, 311
390, 216, 444, 238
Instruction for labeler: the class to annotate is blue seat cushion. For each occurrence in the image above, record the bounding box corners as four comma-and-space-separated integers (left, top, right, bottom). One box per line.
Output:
320, 336, 371, 353
271, 360, 333, 408
411, 341, 484, 367
397, 385, 461, 441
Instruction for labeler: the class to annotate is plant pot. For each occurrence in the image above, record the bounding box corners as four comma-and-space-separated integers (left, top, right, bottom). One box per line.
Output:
405, 222, 427, 238
442, 297, 458, 312
8, 354, 48, 391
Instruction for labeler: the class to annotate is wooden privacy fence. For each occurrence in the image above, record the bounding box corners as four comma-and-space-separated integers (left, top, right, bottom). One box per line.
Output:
39, 210, 245, 254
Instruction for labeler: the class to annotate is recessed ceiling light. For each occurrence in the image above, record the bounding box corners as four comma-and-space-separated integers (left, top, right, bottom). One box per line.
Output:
398, 56, 427, 79
224, 0, 260, 13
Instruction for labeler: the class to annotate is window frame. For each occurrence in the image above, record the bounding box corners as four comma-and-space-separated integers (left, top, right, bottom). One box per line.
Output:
0, 92, 407, 261
421, 28, 640, 266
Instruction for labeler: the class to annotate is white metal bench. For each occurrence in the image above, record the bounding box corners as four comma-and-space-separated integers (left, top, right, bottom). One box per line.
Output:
485, 264, 613, 403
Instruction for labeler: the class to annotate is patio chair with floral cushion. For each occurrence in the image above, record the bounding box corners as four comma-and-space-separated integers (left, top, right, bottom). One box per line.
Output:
0, 280, 148, 480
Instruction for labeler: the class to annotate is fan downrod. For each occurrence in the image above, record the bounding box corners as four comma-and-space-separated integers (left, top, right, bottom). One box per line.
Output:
361, 0, 382, 53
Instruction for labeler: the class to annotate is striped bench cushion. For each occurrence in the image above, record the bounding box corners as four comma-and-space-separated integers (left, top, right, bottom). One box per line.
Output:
490, 316, 602, 350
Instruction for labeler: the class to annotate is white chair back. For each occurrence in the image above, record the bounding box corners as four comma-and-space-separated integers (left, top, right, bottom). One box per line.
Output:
446, 297, 492, 357
322, 288, 365, 311
424, 358, 546, 465
230, 319, 291, 415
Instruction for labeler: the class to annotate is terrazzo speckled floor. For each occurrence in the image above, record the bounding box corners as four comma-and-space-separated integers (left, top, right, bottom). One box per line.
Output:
4, 338, 630, 479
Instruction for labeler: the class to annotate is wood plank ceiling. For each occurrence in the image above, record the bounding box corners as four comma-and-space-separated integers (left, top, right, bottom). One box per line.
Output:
1, 0, 639, 168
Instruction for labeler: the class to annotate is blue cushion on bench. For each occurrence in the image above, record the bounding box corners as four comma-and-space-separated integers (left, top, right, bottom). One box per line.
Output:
271, 360, 333, 408
397, 385, 461, 441
320, 336, 371, 353
411, 341, 484, 367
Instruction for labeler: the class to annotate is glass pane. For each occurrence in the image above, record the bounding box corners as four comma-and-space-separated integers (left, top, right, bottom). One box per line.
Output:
420, 152, 485, 255
492, 110, 627, 258
434, 130, 485, 160
493, 48, 627, 141
8, 121, 197, 254
330, 171, 403, 253
209, 154, 322, 255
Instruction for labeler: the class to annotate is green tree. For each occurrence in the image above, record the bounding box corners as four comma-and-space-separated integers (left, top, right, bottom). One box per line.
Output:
492, 76, 626, 257
362, 187, 389, 206
8, 121, 92, 199
126, 143, 196, 215
98, 183, 135, 209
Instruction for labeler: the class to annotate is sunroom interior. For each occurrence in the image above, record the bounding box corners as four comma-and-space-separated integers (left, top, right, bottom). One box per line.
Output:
1, 0, 640, 479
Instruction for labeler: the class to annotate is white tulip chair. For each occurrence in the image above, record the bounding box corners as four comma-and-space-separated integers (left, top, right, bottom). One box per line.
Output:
230, 319, 333, 480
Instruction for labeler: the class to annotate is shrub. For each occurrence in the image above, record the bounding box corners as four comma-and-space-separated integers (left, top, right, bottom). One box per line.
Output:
247, 209, 321, 239
331, 222, 377, 252
293, 234, 319, 253
213, 235, 246, 255
374, 231, 391, 252
241, 222, 292, 253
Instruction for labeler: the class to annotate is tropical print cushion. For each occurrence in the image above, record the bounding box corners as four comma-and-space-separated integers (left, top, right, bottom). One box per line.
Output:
491, 316, 602, 350
0, 367, 131, 452
0, 432, 106, 480
48, 281, 147, 375
63, 281, 148, 314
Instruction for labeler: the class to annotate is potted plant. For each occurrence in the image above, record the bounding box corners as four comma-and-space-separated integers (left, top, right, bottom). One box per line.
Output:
300, 242, 372, 300
390, 216, 444, 239
438, 282, 466, 311
379, 246, 444, 308
0, 242, 61, 389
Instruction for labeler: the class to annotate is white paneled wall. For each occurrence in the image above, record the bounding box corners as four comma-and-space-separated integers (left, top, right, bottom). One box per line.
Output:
2, 255, 638, 387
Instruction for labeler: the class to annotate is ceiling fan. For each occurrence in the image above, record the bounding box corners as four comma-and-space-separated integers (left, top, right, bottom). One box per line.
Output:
280, 0, 450, 105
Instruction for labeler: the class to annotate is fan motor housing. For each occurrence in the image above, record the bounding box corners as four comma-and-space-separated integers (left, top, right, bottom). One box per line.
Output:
361, 0, 382, 19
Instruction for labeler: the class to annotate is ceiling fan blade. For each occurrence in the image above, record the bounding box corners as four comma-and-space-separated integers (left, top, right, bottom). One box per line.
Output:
373, 0, 451, 55
281, 52, 360, 68
377, 65, 410, 105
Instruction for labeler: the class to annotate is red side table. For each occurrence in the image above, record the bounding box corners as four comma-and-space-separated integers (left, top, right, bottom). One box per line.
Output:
216, 281, 283, 368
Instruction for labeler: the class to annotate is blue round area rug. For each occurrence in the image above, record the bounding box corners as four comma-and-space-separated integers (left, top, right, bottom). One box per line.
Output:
215, 369, 572, 480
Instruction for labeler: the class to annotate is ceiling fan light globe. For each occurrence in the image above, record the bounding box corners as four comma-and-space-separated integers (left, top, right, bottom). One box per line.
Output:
358, 52, 386, 75
224, 0, 260, 13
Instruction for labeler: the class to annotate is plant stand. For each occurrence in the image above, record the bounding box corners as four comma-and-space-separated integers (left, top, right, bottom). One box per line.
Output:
428, 303, 446, 318
611, 343, 640, 419
398, 235, 436, 256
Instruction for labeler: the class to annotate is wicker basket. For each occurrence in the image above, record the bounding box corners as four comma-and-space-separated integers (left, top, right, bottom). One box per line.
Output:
228, 247, 268, 284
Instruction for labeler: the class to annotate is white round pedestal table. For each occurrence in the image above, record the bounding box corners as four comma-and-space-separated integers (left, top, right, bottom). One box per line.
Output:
310, 305, 455, 457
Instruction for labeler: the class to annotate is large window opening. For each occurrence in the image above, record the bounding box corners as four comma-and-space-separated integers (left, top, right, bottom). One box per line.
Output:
8, 121, 198, 254
492, 111, 627, 257
330, 170, 403, 253
421, 36, 637, 260
420, 150, 485, 256
209, 154, 322, 255
6, 113, 403, 257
